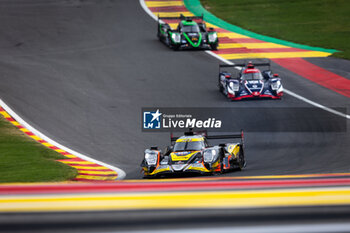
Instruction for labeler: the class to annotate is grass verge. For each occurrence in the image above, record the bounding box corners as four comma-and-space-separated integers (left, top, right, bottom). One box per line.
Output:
0, 115, 77, 183
201, 0, 350, 60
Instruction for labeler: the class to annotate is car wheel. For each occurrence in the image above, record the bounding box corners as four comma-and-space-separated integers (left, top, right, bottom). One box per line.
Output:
237, 150, 245, 171
165, 37, 170, 45
218, 77, 224, 92
210, 43, 218, 50
220, 157, 225, 174
172, 44, 180, 51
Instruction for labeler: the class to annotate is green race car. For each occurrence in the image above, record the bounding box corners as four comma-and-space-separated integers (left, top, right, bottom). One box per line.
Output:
157, 15, 219, 50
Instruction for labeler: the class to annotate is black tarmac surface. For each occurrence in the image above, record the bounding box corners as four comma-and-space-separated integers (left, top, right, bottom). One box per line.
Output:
0, 0, 349, 231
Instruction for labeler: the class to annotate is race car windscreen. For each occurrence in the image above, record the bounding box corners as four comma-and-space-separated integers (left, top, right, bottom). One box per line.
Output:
182, 25, 200, 33
174, 141, 204, 151
242, 72, 264, 80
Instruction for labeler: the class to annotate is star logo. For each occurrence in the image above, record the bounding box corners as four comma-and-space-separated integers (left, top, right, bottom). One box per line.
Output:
150, 109, 162, 122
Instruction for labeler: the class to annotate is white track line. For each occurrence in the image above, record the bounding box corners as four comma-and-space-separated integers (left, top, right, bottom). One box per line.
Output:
112, 222, 350, 233
140, 0, 350, 120
284, 89, 350, 119
0, 98, 126, 180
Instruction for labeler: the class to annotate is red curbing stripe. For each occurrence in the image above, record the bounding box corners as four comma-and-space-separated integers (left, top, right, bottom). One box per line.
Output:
61, 163, 93, 166
60, 152, 73, 155
57, 158, 88, 162
273, 58, 350, 98
24, 132, 35, 136
76, 169, 113, 172
214, 28, 232, 33
77, 173, 117, 177
70, 164, 109, 167
220, 38, 265, 43
218, 37, 237, 43
2, 177, 350, 195
215, 47, 307, 54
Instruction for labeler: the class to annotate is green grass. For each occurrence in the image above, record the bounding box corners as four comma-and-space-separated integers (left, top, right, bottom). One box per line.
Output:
201, 0, 350, 59
0, 115, 77, 183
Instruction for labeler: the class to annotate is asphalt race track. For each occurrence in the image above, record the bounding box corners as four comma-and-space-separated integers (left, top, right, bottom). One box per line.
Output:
0, 0, 350, 232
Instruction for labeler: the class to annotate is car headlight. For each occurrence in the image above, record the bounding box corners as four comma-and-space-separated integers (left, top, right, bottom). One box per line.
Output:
227, 83, 235, 94
228, 82, 239, 93
144, 150, 158, 166
208, 33, 217, 43
203, 149, 217, 163
171, 33, 181, 43
271, 80, 281, 90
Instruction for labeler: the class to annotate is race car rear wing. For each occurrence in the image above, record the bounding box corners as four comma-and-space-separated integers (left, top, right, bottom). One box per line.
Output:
171, 129, 244, 145
219, 62, 270, 70
170, 129, 207, 142
158, 14, 204, 21
207, 131, 244, 145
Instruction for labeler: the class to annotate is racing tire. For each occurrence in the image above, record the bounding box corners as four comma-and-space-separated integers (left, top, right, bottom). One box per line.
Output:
165, 37, 171, 46
237, 150, 245, 171
210, 43, 218, 50
220, 157, 226, 174
217, 157, 224, 174
212, 156, 225, 175
218, 76, 224, 92
172, 44, 180, 51
143, 175, 158, 179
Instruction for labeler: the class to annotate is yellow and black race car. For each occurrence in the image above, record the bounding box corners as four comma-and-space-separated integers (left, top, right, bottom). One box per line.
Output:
141, 129, 245, 178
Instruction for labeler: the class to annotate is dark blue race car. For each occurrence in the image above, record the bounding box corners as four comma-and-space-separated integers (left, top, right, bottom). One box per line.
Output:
218, 62, 283, 100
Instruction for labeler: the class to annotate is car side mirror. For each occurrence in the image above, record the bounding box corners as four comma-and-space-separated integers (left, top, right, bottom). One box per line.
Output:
164, 146, 173, 155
